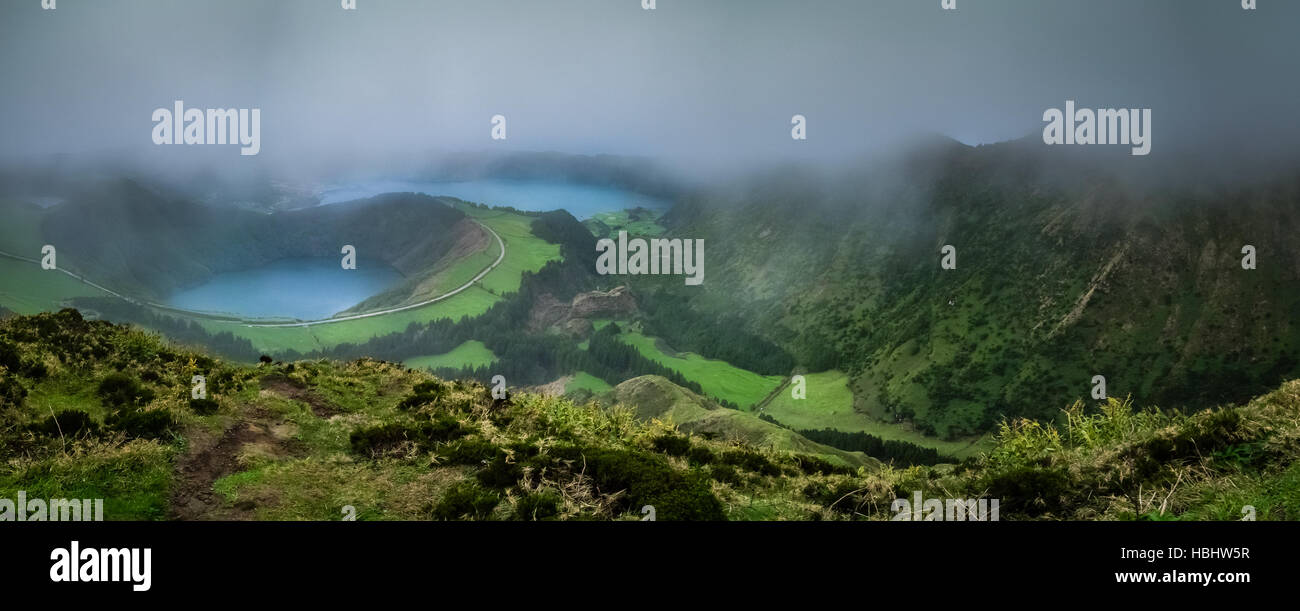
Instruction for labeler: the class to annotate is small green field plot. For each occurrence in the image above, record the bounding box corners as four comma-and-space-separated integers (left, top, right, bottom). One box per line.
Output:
586, 208, 665, 237
616, 329, 782, 408
297, 287, 499, 350
759, 369, 990, 459
458, 205, 563, 295
404, 340, 497, 371
413, 247, 499, 298
759, 370, 863, 430
590, 318, 619, 331
565, 371, 613, 394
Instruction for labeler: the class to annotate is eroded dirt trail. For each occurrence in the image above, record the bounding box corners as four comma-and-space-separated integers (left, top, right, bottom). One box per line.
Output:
168, 376, 330, 520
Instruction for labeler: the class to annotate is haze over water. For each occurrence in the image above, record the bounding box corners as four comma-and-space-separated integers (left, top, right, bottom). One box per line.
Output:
318, 179, 668, 219
166, 257, 402, 320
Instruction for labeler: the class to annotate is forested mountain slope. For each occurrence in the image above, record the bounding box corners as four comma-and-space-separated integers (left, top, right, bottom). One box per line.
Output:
660, 139, 1300, 437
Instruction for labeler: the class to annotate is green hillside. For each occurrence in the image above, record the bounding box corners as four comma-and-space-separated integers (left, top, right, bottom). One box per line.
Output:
609, 375, 876, 469
655, 138, 1300, 439
2, 309, 1297, 521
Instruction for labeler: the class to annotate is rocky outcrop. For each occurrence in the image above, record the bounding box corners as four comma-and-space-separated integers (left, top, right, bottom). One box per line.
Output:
528, 286, 638, 334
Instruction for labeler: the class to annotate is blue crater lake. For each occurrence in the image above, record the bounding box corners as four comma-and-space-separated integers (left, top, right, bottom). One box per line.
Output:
165, 257, 403, 320
317, 178, 668, 220
169, 180, 663, 319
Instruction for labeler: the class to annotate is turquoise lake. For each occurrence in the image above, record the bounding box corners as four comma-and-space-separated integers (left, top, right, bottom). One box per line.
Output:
165, 257, 403, 320
168, 180, 660, 319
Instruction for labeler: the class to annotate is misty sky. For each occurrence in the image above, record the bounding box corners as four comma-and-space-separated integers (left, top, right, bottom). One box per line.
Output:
2, 0, 1298, 174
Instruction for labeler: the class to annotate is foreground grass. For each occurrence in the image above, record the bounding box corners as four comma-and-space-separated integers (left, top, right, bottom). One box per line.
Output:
4, 309, 1300, 521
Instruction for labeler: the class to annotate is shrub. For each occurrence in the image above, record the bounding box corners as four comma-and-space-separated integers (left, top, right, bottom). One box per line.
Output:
350, 415, 468, 457
475, 457, 524, 489
106, 408, 174, 440
651, 433, 691, 457
791, 454, 852, 476
29, 410, 100, 438
514, 492, 561, 520
189, 397, 219, 415
719, 448, 782, 477
23, 360, 48, 380
802, 479, 883, 514
350, 423, 417, 457
413, 381, 445, 395
438, 437, 504, 465
97, 373, 154, 408
981, 464, 1076, 517
0, 373, 26, 410
687, 445, 715, 465
431, 481, 499, 520
0, 339, 19, 371
554, 445, 725, 520
709, 464, 742, 485
398, 391, 442, 411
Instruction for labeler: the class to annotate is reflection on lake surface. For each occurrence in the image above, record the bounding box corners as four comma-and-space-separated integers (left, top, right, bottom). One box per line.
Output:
165, 257, 402, 320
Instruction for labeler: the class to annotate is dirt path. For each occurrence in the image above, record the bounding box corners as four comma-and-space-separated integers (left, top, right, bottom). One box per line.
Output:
169, 411, 284, 520
260, 374, 341, 418
168, 376, 334, 520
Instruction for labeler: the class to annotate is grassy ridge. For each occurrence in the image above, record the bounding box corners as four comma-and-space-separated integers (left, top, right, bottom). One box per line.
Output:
0, 310, 867, 520
4, 310, 1299, 521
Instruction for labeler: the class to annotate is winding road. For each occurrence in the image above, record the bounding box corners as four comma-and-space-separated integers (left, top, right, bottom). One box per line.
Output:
241, 219, 505, 327
0, 218, 507, 329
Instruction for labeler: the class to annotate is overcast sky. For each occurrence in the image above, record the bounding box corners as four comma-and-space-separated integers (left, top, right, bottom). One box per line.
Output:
2, 0, 1297, 174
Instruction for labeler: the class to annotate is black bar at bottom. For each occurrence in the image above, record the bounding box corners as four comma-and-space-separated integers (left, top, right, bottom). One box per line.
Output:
0, 521, 1282, 599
